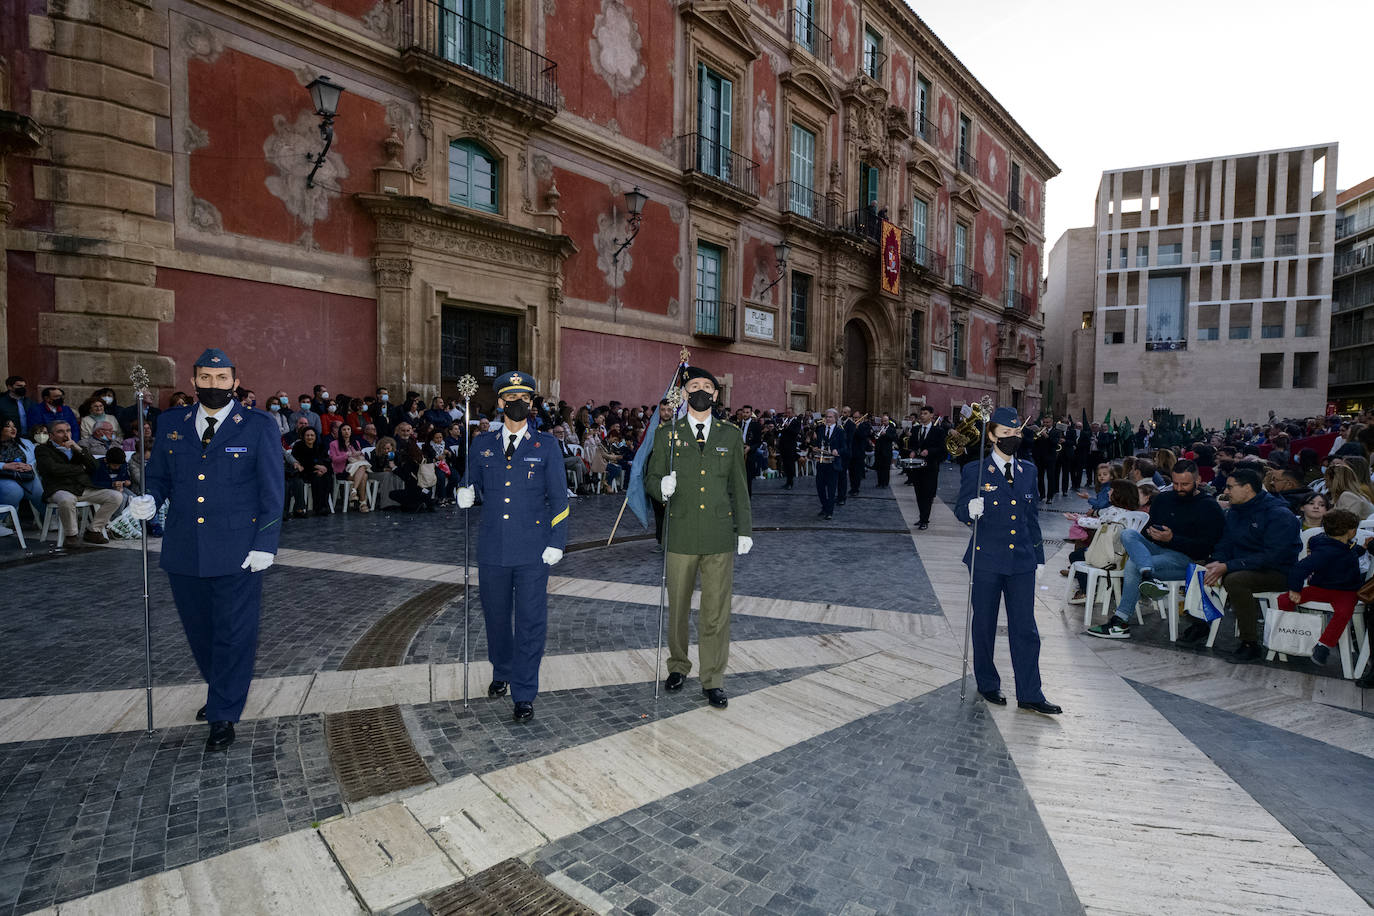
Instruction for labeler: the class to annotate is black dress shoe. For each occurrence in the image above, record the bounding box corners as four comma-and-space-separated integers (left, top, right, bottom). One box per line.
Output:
512, 701, 534, 721
816, 511, 828, 518
1178, 620, 1210, 644
1017, 700, 1063, 715
205, 721, 235, 752
1229, 641, 1263, 664
663, 672, 686, 692
487, 680, 509, 698
703, 687, 728, 709
196, 705, 207, 721
823, 513, 833, 520
979, 690, 1007, 705
917, 522, 929, 530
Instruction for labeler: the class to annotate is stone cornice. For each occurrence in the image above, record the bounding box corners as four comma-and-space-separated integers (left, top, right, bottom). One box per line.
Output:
355, 193, 578, 263
0, 110, 44, 152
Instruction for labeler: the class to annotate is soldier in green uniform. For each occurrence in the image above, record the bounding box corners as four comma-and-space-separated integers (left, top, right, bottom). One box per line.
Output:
646, 367, 753, 708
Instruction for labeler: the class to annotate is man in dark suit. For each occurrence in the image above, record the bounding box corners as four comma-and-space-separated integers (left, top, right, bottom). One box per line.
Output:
778, 408, 801, 489
1031, 415, 1061, 502
815, 408, 848, 519
1057, 419, 1078, 498
837, 408, 856, 506
908, 404, 946, 530
871, 414, 898, 489
848, 413, 872, 497
129, 347, 285, 752
738, 405, 763, 497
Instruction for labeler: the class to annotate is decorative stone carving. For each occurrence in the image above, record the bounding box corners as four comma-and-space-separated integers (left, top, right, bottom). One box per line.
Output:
545, 180, 561, 209
829, 335, 845, 368
411, 117, 432, 181
362, 0, 398, 42
189, 197, 223, 232
589, 0, 646, 98
753, 91, 773, 164
594, 212, 632, 288
263, 111, 349, 232
667, 297, 680, 318
183, 121, 209, 154
458, 114, 495, 147
672, 253, 683, 272
373, 257, 413, 288
669, 203, 684, 224
531, 154, 553, 182
377, 219, 407, 240
543, 0, 556, 15
182, 20, 223, 62
410, 227, 549, 269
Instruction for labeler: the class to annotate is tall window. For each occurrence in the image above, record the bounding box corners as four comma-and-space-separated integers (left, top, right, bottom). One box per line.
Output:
441, 0, 505, 80
911, 196, 928, 264
790, 272, 810, 351
1009, 162, 1021, 210
1006, 252, 1019, 308
908, 310, 923, 370
793, 0, 817, 54
697, 64, 733, 181
860, 162, 878, 208
1146, 274, 1186, 344
863, 27, 882, 79
951, 321, 966, 377
916, 76, 931, 139
789, 123, 816, 218
695, 243, 725, 336
958, 114, 971, 168
954, 222, 968, 275
448, 140, 499, 212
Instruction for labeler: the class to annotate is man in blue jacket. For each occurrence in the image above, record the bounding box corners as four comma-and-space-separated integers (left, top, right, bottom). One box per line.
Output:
1203, 466, 1301, 663
128, 348, 284, 751
955, 407, 1061, 714
456, 370, 568, 721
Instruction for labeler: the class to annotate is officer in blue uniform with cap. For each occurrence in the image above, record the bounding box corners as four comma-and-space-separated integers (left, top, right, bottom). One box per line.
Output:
456, 370, 569, 721
129, 347, 285, 751
954, 406, 1062, 715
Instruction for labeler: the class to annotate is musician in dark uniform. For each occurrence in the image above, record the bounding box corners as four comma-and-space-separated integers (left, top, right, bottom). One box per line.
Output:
908, 404, 946, 530
739, 405, 763, 497
847, 413, 872, 496
128, 347, 285, 752
813, 408, 848, 519
778, 408, 801, 489
954, 407, 1062, 715
1031, 414, 1062, 502
1057, 419, 1078, 498
871, 414, 898, 489
455, 370, 568, 721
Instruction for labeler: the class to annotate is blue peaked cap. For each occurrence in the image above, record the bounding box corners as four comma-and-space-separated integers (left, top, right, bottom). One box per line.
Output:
193, 347, 234, 369
989, 407, 1020, 428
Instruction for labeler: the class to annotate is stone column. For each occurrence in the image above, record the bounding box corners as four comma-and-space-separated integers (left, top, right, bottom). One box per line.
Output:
372, 257, 414, 390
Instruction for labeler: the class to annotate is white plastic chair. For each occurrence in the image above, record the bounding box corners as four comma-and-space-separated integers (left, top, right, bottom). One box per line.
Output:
1064, 560, 1116, 628
39, 501, 93, 547
0, 504, 26, 549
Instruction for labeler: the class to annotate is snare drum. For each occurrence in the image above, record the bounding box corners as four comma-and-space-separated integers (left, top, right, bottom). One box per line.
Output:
813, 452, 835, 464
898, 457, 927, 470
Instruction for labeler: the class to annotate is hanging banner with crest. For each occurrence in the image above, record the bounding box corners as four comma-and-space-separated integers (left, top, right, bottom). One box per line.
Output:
880, 220, 902, 297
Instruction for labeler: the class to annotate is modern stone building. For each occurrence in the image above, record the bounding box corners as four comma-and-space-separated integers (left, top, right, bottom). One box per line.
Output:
1329, 175, 1374, 413
1039, 226, 1094, 419
1051, 144, 1336, 428
0, 0, 1055, 416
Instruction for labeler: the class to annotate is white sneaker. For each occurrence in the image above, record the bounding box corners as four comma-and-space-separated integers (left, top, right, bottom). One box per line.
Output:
566, 488, 577, 498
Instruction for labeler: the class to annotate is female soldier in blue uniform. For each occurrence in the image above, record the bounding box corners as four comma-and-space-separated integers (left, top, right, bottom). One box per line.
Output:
456, 371, 569, 721
954, 407, 1062, 715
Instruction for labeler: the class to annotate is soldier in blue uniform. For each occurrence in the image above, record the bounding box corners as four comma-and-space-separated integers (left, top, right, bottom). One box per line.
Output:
953, 407, 1062, 715
129, 348, 285, 751
456, 371, 568, 721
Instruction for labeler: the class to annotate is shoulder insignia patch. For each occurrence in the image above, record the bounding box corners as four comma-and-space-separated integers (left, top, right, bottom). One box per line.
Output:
233, 414, 242, 424
481, 448, 494, 458
168, 431, 181, 440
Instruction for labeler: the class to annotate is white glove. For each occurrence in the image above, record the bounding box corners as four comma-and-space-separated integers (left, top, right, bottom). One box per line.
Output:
542, 547, 563, 566
737, 536, 753, 556
456, 486, 475, 508
660, 471, 677, 499
129, 494, 157, 520
241, 550, 275, 573
967, 497, 985, 520
1036, 564, 1045, 575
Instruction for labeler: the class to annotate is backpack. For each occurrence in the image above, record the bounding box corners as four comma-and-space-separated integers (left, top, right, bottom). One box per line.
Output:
1083, 521, 1126, 570
417, 460, 437, 490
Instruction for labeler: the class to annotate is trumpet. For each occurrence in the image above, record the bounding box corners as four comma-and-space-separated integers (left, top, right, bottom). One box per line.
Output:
945, 397, 995, 458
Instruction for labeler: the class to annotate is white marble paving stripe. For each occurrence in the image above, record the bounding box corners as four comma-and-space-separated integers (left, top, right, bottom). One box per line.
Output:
0, 631, 897, 746
894, 486, 1370, 916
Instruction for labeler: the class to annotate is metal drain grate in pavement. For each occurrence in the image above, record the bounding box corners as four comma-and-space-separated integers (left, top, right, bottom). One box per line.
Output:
1041, 538, 1066, 554
339, 582, 465, 671
424, 858, 596, 915
326, 705, 434, 803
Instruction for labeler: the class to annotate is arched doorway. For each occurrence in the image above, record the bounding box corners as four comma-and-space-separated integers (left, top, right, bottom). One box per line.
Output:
842, 319, 870, 411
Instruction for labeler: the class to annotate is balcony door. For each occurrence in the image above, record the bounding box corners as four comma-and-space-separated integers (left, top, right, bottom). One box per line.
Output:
442, 0, 504, 81
843, 319, 870, 411
695, 243, 724, 335
790, 123, 815, 218
697, 64, 733, 181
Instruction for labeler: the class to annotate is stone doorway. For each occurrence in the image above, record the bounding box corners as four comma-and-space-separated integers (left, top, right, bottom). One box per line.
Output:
842, 319, 870, 412
441, 306, 519, 411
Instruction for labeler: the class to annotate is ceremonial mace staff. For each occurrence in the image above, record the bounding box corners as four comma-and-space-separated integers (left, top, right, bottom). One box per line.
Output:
130, 363, 155, 733
959, 396, 994, 701
653, 383, 685, 700
457, 374, 478, 709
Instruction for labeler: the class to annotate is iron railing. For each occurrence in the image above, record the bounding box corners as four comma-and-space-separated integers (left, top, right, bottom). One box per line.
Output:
694, 299, 736, 340
1338, 210, 1374, 240
777, 180, 827, 224
678, 133, 759, 198
914, 112, 936, 145
1145, 338, 1187, 352
900, 235, 943, 273
952, 357, 967, 379
1009, 189, 1022, 213
1336, 246, 1374, 277
1004, 289, 1034, 315
1274, 234, 1299, 257
957, 147, 978, 176
862, 48, 886, 82
789, 5, 830, 63
837, 207, 883, 242
951, 264, 983, 295
403, 0, 559, 109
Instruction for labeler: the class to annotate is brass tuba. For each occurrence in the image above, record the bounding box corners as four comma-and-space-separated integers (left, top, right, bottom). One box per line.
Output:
944, 396, 995, 458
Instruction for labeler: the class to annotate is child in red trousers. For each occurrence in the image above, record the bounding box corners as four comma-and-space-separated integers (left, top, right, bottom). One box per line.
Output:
1278, 508, 1371, 666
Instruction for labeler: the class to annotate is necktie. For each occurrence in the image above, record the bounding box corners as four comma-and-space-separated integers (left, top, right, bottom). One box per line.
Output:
1003, 462, 1014, 486
202, 416, 217, 449
695, 423, 706, 450
504, 436, 515, 460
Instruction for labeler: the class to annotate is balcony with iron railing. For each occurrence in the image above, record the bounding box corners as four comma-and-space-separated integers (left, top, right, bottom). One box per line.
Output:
1144, 336, 1188, 352
952, 357, 967, 379
1274, 234, 1299, 257
677, 133, 759, 205
957, 147, 978, 176
899, 234, 944, 275
402, 0, 559, 112
1009, 189, 1022, 213
1336, 247, 1374, 278
789, 6, 830, 63
1338, 209, 1374, 240
951, 264, 983, 297
836, 208, 883, 243
1003, 289, 1034, 318
914, 112, 937, 146
693, 299, 736, 341
862, 48, 887, 82
777, 181, 832, 231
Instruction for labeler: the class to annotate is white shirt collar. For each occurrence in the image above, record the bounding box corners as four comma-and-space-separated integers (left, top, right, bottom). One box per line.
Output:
992, 451, 1015, 475
502, 422, 529, 453
687, 413, 712, 441
195, 402, 233, 440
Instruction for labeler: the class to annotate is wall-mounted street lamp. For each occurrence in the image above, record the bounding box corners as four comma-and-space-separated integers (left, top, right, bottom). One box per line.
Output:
757, 240, 791, 295
610, 186, 649, 266
304, 75, 345, 189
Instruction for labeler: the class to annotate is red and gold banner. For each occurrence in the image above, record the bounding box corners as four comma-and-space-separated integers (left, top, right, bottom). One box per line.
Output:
880, 220, 902, 296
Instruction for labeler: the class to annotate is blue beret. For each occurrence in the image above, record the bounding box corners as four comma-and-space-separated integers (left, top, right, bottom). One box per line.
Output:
990, 407, 1020, 428
193, 347, 234, 369
494, 370, 536, 397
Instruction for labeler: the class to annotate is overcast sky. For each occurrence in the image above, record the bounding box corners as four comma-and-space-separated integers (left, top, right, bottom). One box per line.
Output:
911, 0, 1374, 255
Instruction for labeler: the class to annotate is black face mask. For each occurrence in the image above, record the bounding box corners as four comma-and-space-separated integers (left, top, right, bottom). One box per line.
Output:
503, 399, 530, 422
51, 397, 64, 408
196, 386, 234, 410
995, 435, 1022, 455
687, 390, 714, 412
12, 386, 25, 398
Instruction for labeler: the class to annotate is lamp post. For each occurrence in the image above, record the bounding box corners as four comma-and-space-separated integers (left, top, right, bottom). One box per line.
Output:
304, 75, 344, 189
610, 186, 649, 267
757, 240, 791, 295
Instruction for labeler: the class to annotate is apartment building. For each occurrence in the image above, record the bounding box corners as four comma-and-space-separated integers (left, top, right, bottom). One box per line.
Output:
1329, 176, 1374, 412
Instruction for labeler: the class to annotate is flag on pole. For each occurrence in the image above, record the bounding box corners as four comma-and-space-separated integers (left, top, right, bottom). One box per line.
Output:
626, 352, 690, 529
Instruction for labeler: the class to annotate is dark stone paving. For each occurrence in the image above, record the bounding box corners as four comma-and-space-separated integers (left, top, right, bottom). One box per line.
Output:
407, 668, 825, 784
0, 553, 429, 699
407, 594, 863, 666
1131, 680, 1374, 907
532, 681, 1083, 916
0, 716, 341, 916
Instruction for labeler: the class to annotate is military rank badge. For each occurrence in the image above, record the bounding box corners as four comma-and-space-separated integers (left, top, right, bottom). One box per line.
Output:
981, 483, 996, 492
168, 431, 181, 441
481, 448, 494, 458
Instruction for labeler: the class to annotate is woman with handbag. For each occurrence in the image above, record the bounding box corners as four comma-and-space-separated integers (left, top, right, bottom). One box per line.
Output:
0, 418, 43, 524
328, 423, 372, 512
1064, 480, 1141, 604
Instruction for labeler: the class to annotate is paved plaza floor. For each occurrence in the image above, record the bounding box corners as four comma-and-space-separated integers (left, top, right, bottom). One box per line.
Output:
1, 469, 1373, 914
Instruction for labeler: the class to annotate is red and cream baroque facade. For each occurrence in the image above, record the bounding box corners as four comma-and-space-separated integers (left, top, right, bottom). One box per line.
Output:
0, 0, 1055, 415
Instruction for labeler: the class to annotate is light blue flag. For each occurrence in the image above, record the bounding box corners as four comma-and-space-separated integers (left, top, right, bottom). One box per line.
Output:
625, 359, 688, 528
